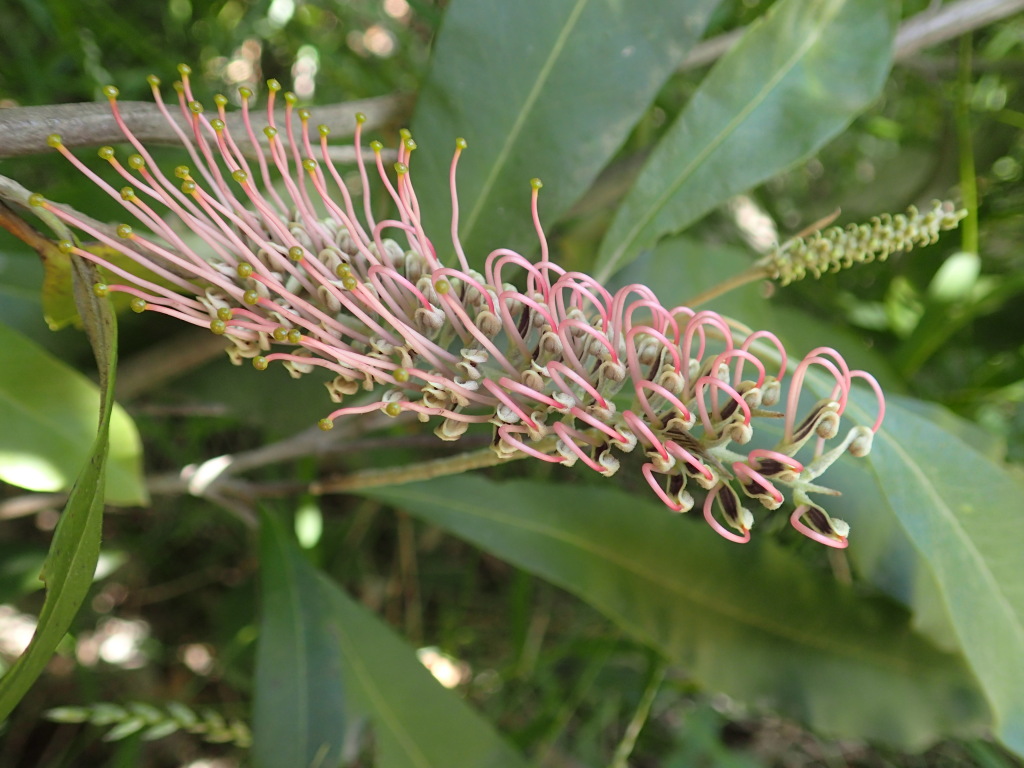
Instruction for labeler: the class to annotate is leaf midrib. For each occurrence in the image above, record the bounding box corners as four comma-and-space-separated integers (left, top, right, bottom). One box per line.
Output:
598, 1, 841, 282
460, 0, 591, 241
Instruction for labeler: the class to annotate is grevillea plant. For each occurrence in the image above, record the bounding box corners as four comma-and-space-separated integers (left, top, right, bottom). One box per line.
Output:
27, 66, 897, 548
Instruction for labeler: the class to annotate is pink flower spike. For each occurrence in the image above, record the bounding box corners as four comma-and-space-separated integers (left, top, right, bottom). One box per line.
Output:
34, 67, 888, 548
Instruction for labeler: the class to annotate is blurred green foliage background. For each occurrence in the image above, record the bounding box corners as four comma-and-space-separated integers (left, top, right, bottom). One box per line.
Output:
1, 1, 1024, 766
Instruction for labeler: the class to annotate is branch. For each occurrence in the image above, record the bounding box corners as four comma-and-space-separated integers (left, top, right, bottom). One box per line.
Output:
681, 0, 1024, 70
893, 0, 1024, 61
309, 446, 526, 495
0, 92, 413, 159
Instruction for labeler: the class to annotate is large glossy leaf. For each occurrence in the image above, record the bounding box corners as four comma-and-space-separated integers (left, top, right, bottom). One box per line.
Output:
318, 570, 531, 768
594, 0, 896, 282
0, 322, 146, 505
411, 0, 721, 263
827, 391, 1024, 755
361, 476, 988, 749
0, 257, 117, 720
254, 512, 347, 768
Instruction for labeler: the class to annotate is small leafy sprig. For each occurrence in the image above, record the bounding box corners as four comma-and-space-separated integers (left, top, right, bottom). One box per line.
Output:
46, 700, 251, 746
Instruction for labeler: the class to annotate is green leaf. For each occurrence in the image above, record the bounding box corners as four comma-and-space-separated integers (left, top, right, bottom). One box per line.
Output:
317, 570, 531, 768
594, 0, 896, 282
411, 0, 721, 263
0, 322, 146, 505
831, 392, 1024, 755
254, 511, 347, 768
256, 510, 528, 768
361, 476, 988, 749
0, 258, 118, 721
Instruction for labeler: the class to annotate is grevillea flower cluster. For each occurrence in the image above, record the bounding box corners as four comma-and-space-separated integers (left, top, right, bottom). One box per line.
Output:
31, 66, 887, 548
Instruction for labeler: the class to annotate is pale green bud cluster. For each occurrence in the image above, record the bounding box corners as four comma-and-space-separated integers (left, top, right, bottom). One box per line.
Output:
757, 201, 967, 285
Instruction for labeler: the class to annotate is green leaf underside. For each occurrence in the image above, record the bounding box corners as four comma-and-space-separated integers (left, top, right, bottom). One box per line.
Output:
412, 0, 721, 264
360, 476, 987, 749
320, 572, 531, 768
0, 260, 118, 720
594, 0, 895, 282
829, 390, 1024, 755
256, 512, 528, 768
0, 322, 146, 505
254, 512, 347, 768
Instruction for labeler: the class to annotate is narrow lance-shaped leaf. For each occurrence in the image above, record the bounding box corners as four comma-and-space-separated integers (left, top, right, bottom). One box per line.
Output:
318, 571, 532, 768
361, 476, 989, 750
0, 256, 118, 720
412, 0, 722, 263
594, 0, 896, 282
253, 511, 347, 768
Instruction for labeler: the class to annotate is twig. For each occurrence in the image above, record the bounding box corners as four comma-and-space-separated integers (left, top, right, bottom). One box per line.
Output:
310, 446, 527, 494
0, 93, 413, 159
893, 0, 1024, 61
142, 420, 490, 499
0, 493, 67, 521
681, 0, 1024, 70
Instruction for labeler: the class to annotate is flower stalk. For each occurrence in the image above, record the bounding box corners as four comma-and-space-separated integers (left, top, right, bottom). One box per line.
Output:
30, 65, 888, 547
